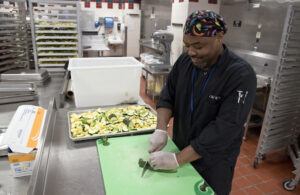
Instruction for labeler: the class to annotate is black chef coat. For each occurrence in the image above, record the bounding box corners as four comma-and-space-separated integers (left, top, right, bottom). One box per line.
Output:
157, 45, 257, 172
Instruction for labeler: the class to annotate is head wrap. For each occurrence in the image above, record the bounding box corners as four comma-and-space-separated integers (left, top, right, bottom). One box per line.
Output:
184, 10, 227, 37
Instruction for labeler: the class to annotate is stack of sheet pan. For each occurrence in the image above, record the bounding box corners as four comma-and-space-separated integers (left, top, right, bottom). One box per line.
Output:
0, 82, 37, 104
0, 69, 50, 85
0, 127, 8, 156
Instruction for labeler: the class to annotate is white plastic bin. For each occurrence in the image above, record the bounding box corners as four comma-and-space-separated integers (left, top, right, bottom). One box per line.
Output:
68, 57, 143, 108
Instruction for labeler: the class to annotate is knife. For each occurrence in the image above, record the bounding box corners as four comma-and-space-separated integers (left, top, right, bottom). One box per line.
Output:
141, 161, 150, 177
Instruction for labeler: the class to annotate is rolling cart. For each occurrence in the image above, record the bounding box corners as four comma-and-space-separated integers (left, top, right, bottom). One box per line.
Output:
0, 0, 30, 72
251, 3, 300, 191
29, 0, 82, 72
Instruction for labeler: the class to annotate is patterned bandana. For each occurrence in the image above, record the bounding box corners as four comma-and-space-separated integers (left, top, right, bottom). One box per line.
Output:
184, 10, 227, 37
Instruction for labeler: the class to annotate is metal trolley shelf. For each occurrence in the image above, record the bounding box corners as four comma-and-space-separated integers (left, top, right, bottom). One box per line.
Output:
0, 0, 30, 72
29, 0, 81, 72
35, 30, 77, 34
37, 48, 78, 51
253, 4, 300, 191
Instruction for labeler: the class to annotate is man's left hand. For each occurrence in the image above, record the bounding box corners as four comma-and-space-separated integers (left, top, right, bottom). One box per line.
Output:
149, 151, 179, 170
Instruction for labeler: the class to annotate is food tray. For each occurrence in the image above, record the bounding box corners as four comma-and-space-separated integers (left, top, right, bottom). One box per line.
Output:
67, 104, 157, 142
0, 82, 35, 92
35, 30, 77, 34
35, 19, 77, 23
0, 127, 8, 157
0, 59, 16, 66
0, 53, 20, 60
37, 53, 78, 56
39, 64, 65, 67
38, 58, 71, 62
0, 30, 19, 34
0, 36, 24, 41
0, 24, 26, 28
34, 7, 77, 11
36, 36, 78, 40
36, 42, 77, 45
35, 12, 77, 17
37, 47, 78, 51
35, 25, 77, 28
0, 94, 37, 104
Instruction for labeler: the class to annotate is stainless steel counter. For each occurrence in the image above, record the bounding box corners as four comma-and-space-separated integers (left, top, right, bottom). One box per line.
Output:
28, 107, 105, 195
0, 73, 66, 195
0, 72, 149, 195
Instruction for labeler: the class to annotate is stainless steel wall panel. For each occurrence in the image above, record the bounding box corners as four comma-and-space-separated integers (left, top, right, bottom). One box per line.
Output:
140, 0, 172, 40
221, 2, 263, 51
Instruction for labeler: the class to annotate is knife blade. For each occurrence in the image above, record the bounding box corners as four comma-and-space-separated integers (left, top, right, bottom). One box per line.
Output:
141, 161, 149, 177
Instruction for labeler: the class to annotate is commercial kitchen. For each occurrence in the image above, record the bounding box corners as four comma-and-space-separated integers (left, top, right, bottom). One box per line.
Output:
0, 0, 300, 194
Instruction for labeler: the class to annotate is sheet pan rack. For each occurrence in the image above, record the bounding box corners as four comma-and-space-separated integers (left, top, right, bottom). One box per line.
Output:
0, 0, 30, 72
252, 4, 300, 191
29, 0, 81, 72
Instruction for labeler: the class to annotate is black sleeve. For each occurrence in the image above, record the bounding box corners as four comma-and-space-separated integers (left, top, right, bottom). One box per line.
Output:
156, 55, 182, 111
190, 64, 257, 158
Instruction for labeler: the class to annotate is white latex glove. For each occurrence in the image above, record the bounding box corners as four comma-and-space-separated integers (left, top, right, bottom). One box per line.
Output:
149, 151, 179, 170
148, 129, 168, 153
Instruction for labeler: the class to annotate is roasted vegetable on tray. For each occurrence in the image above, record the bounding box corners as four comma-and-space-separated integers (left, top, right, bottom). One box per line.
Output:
70, 105, 157, 138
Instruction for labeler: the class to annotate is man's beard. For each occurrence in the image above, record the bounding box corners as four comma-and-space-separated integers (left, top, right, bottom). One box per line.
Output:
192, 61, 208, 69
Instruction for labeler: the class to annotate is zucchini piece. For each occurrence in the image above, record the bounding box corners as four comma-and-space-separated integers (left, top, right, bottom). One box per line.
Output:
140, 112, 149, 117
96, 116, 102, 122
81, 117, 89, 124
108, 114, 117, 119
101, 137, 110, 146
123, 118, 131, 126
127, 110, 134, 116
83, 124, 89, 132
122, 126, 128, 132
88, 129, 99, 135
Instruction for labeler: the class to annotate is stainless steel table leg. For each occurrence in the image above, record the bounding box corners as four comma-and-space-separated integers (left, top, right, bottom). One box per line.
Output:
145, 72, 148, 95
243, 108, 252, 140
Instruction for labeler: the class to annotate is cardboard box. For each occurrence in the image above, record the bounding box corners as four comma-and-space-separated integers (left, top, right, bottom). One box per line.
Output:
8, 151, 37, 177
1, 105, 46, 177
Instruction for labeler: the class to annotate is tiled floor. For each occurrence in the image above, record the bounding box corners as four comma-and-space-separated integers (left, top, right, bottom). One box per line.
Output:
139, 76, 300, 195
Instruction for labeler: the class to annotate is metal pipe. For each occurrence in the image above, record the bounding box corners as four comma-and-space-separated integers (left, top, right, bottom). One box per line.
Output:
124, 26, 128, 56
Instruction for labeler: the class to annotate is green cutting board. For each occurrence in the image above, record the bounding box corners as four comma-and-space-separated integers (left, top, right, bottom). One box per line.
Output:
96, 134, 214, 195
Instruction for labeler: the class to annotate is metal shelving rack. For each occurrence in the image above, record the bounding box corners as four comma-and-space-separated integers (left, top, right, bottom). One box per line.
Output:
26, 18, 35, 68
0, 0, 30, 72
282, 5, 300, 191
29, 0, 81, 72
253, 4, 300, 182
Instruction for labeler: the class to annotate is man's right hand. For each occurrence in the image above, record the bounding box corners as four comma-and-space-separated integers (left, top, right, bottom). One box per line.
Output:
148, 129, 168, 153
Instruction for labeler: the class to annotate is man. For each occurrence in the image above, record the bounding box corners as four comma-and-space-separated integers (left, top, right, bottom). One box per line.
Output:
147, 10, 257, 195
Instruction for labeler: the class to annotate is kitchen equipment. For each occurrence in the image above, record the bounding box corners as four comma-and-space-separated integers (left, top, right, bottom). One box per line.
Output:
140, 30, 173, 71
96, 134, 214, 195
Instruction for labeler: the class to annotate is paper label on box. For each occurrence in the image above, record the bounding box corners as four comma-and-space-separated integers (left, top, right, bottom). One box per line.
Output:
3, 105, 47, 153
27, 108, 45, 148
8, 152, 36, 177
8, 152, 36, 163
